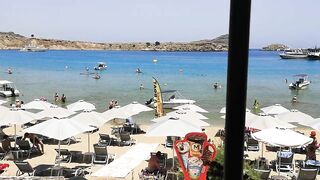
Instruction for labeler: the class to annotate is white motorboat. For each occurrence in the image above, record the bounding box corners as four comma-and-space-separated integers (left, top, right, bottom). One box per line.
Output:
0, 80, 20, 97
94, 62, 107, 70
20, 44, 47, 52
145, 90, 195, 109
307, 51, 320, 60
289, 74, 310, 90
279, 49, 308, 59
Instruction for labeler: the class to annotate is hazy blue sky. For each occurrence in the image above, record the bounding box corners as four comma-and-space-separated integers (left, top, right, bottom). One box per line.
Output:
1, 0, 319, 48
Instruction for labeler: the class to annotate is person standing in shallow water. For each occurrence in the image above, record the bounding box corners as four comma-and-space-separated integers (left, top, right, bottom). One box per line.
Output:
61, 94, 66, 103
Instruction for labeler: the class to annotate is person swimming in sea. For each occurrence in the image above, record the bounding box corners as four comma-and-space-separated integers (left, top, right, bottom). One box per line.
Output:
136, 68, 142, 74
7, 67, 12, 74
93, 73, 101, 79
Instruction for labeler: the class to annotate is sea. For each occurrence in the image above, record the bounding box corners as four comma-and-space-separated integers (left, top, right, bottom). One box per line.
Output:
0, 50, 319, 125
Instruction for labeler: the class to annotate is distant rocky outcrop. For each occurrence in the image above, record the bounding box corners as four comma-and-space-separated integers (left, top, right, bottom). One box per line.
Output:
0, 32, 229, 52
262, 44, 288, 51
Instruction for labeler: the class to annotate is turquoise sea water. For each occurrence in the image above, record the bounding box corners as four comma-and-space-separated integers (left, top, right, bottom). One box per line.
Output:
0, 50, 319, 125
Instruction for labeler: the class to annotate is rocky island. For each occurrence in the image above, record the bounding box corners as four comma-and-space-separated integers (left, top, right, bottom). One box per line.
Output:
0, 32, 229, 52
261, 44, 288, 51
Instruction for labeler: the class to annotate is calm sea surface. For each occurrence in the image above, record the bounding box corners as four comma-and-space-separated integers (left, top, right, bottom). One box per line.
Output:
0, 50, 319, 125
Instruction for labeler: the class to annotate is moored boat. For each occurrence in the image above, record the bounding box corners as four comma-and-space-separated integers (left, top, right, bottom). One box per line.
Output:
0, 80, 20, 97
279, 49, 308, 59
289, 74, 310, 90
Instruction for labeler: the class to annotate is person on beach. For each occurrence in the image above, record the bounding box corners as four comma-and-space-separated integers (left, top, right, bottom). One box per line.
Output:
306, 131, 319, 160
1, 135, 12, 153
15, 99, 22, 108
61, 94, 66, 103
146, 151, 161, 173
23, 133, 44, 154
108, 100, 114, 109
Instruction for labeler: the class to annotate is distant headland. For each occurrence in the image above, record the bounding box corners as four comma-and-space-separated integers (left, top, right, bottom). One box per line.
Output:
261, 44, 288, 51
0, 32, 228, 52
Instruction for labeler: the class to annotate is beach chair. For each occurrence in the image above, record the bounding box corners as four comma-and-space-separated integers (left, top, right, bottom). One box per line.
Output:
55, 149, 73, 163
294, 168, 318, 180
246, 137, 259, 151
14, 161, 36, 176
253, 169, 271, 180
93, 144, 115, 164
16, 139, 37, 158
276, 151, 294, 172
118, 132, 136, 146
98, 133, 114, 146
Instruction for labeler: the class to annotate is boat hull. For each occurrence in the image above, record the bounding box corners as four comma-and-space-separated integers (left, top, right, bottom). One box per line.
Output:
279, 54, 308, 59
289, 82, 310, 90
0, 90, 20, 97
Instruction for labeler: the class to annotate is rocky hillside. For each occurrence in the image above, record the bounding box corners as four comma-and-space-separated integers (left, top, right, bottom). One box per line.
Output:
0, 32, 229, 52
261, 44, 288, 51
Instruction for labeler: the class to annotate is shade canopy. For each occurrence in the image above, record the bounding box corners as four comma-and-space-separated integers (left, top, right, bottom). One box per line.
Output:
173, 104, 208, 113
151, 113, 210, 127
245, 114, 296, 130
36, 105, 76, 119
66, 100, 96, 112
102, 101, 152, 119
23, 117, 95, 141
251, 127, 313, 147
70, 110, 110, 127
146, 117, 202, 137
22, 99, 55, 110
261, 104, 290, 116
220, 107, 250, 114
167, 110, 208, 120
0, 108, 38, 126
302, 118, 320, 131
275, 109, 314, 125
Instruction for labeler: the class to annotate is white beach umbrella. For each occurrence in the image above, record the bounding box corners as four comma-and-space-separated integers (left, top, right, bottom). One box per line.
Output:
275, 109, 314, 125
252, 127, 313, 175
301, 118, 320, 131
251, 127, 313, 148
245, 114, 296, 130
23, 117, 95, 165
0, 100, 7, 105
102, 101, 152, 120
261, 104, 290, 116
147, 117, 202, 169
22, 99, 55, 110
66, 100, 96, 112
70, 110, 111, 152
221, 111, 258, 121
151, 114, 210, 127
146, 117, 202, 137
167, 110, 208, 120
0, 108, 38, 146
173, 104, 208, 113
118, 101, 153, 115
36, 105, 76, 119
220, 107, 250, 114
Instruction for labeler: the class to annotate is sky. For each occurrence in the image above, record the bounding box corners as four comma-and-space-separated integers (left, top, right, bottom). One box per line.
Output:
1, 0, 320, 48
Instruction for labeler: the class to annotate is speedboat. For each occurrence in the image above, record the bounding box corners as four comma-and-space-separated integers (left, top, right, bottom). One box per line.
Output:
94, 62, 107, 70
0, 80, 20, 97
145, 90, 195, 109
279, 49, 308, 59
289, 74, 310, 90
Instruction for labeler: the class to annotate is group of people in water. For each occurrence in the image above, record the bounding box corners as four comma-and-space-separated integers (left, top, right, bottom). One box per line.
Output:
54, 92, 67, 103
108, 99, 119, 109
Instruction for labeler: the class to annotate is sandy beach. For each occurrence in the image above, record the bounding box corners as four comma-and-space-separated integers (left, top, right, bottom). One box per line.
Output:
1, 122, 319, 179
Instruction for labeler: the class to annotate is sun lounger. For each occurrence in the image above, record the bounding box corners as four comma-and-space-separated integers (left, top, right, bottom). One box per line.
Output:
14, 161, 38, 176
98, 133, 116, 146
93, 144, 115, 164
276, 151, 294, 172
16, 139, 38, 158
118, 132, 136, 146
55, 149, 73, 163
0, 147, 7, 160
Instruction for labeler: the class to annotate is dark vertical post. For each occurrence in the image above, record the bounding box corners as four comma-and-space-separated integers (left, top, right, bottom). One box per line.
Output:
224, 0, 251, 179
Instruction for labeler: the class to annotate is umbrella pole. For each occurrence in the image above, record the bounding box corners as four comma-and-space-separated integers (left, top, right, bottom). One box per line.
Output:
58, 140, 61, 167
88, 132, 90, 152
14, 124, 17, 148
278, 147, 281, 176
172, 137, 175, 170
